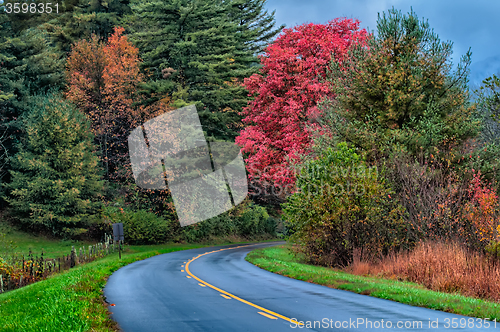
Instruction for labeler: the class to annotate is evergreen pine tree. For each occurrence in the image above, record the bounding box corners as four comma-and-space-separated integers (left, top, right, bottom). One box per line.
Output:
3, 93, 103, 236
0, 27, 65, 101
127, 0, 283, 140
45, 0, 132, 53
322, 8, 478, 163
0, 26, 65, 189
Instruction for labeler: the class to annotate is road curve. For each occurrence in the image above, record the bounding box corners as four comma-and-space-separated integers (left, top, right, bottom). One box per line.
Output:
104, 242, 500, 331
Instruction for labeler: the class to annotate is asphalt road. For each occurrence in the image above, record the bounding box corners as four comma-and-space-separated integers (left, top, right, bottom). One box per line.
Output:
104, 242, 500, 331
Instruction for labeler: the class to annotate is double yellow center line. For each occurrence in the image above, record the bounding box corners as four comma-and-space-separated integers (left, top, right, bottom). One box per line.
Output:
184, 244, 303, 325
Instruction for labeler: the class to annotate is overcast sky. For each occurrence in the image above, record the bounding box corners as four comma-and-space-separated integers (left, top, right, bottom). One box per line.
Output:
264, 0, 500, 77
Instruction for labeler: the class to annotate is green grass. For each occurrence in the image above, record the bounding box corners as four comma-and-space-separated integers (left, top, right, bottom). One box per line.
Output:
0, 239, 280, 331
0, 242, 225, 331
0, 220, 93, 259
245, 244, 500, 320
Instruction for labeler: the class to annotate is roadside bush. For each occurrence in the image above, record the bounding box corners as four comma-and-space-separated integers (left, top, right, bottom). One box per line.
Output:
0, 256, 14, 276
486, 240, 500, 260
385, 151, 500, 252
181, 213, 237, 243
284, 143, 409, 267
83, 216, 113, 242
103, 206, 173, 245
463, 171, 500, 249
384, 151, 469, 244
235, 202, 275, 237
181, 199, 276, 241
103, 198, 277, 244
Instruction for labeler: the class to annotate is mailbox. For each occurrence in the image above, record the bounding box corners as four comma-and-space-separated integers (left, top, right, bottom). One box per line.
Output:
112, 223, 124, 242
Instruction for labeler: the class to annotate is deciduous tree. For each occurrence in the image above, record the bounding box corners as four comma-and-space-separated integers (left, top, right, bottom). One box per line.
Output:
236, 19, 368, 189
66, 26, 145, 181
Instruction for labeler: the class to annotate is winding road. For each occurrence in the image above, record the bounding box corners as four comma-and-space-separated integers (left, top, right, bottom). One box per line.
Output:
104, 242, 500, 331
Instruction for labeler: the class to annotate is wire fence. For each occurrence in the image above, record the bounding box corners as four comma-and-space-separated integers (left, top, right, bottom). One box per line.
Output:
0, 234, 117, 294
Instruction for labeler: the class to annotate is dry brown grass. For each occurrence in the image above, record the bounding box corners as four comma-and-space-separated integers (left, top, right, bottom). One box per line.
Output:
346, 241, 500, 302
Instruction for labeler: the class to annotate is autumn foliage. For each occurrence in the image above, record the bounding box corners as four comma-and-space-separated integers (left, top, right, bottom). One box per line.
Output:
236, 19, 368, 188
284, 9, 500, 272
464, 171, 500, 246
283, 143, 408, 266
66, 26, 146, 181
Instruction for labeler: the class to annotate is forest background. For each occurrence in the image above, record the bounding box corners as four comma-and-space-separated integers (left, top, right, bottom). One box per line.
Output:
1, 0, 500, 282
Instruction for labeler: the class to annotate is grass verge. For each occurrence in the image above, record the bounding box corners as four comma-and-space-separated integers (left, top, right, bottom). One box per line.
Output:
0, 242, 248, 332
245, 244, 500, 320
0, 219, 92, 259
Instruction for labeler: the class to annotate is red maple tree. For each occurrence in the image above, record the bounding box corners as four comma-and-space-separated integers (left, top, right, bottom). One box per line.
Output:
236, 19, 368, 191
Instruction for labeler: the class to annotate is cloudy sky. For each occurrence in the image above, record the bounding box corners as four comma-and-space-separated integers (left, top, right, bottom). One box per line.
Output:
264, 0, 500, 85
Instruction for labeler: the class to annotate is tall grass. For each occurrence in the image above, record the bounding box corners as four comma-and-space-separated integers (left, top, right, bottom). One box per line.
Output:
347, 241, 500, 302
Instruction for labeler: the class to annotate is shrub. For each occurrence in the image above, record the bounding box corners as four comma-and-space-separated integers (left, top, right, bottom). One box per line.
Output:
235, 202, 275, 237
103, 206, 173, 245
103, 199, 276, 244
181, 199, 276, 241
83, 215, 113, 242
463, 171, 500, 249
486, 240, 500, 260
284, 143, 408, 267
181, 213, 237, 243
385, 151, 500, 251
0, 256, 14, 276
384, 152, 469, 244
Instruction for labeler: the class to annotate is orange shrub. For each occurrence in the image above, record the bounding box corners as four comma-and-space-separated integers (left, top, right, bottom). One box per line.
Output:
463, 171, 500, 246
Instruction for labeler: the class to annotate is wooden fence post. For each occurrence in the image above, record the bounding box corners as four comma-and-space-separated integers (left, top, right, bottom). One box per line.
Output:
0, 274, 3, 293
70, 246, 76, 268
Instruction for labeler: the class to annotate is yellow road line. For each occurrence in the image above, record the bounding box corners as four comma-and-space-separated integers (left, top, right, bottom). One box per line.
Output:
186, 276, 191, 278
220, 294, 231, 299
185, 243, 303, 325
258, 312, 278, 320
198, 283, 206, 287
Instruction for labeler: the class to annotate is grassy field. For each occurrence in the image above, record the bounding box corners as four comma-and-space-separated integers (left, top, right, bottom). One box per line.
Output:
245, 244, 500, 320
0, 220, 93, 259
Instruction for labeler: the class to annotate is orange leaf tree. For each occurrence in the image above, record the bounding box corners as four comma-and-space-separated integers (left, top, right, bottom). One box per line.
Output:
67, 26, 179, 217
66, 26, 146, 182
